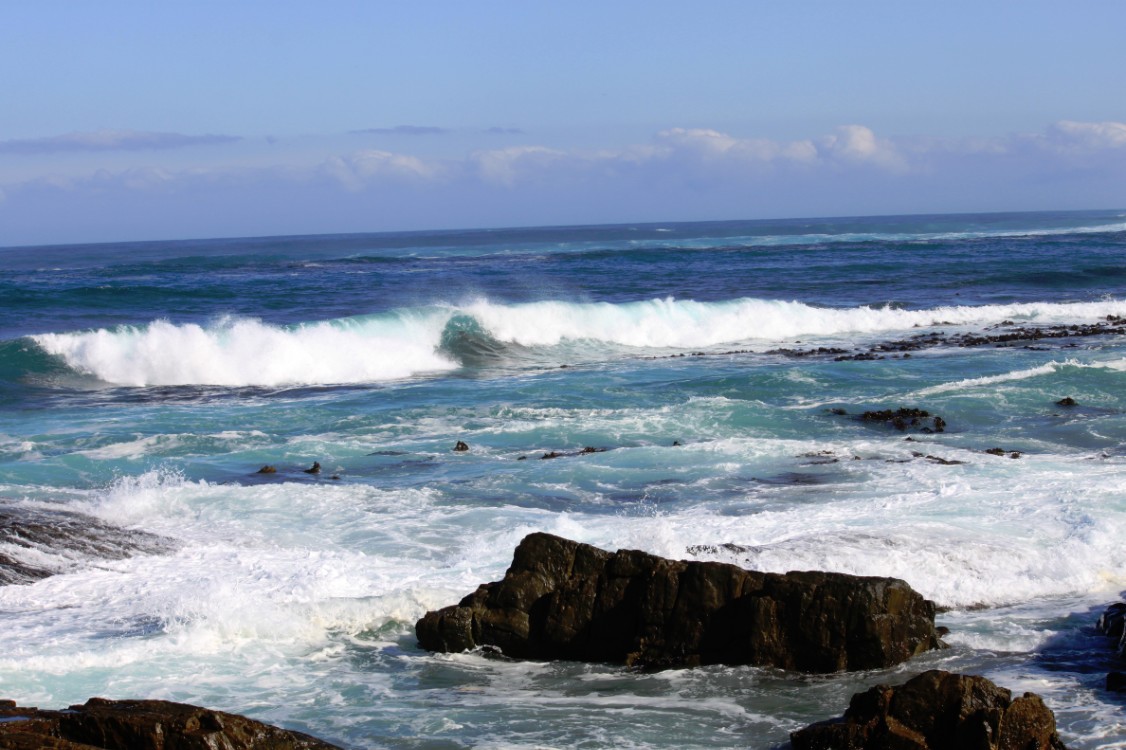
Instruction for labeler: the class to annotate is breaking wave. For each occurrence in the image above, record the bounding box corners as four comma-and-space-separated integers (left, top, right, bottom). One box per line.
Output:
17, 296, 1126, 387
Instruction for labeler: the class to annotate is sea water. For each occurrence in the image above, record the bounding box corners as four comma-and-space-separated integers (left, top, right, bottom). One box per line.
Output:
1, 210, 1125, 748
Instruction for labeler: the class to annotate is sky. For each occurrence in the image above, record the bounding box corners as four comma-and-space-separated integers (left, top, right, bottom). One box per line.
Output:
2, 1, 1125, 246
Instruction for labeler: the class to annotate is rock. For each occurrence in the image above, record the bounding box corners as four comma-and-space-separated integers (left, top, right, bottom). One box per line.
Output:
0, 697, 341, 749
1108, 672, 1126, 692
0, 508, 173, 586
790, 670, 1069, 750
453, 441, 469, 452
1056, 397, 1077, 407
911, 452, 964, 466
416, 533, 943, 672
256, 465, 277, 474
860, 408, 946, 433
302, 462, 320, 475
1097, 602, 1126, 638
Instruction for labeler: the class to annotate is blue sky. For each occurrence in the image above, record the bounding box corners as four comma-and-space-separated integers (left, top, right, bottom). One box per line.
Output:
2, 1, 1125, 246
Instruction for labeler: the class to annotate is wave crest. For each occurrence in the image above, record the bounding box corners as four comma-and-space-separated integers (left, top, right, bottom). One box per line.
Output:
21, 296, 1126, 387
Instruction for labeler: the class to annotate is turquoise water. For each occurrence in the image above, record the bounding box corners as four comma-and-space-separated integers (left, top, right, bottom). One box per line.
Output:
1, 210, 1125, 747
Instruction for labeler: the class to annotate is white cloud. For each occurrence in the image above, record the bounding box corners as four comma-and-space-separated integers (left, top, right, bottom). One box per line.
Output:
819, 125, 907, 170
471, 145, 568, 186
320, 150, 441, 190
1046, 120, 1126, 151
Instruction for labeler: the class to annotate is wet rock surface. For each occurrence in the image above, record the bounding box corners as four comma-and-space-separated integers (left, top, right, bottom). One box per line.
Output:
0, 507, 174, 586
0, 697, 341, 750
1097, 602, 1126, 691
858, 408, 946, 433
644, 315, 1126, 364
416, 533, 943, 671
790, 670, 1069, 750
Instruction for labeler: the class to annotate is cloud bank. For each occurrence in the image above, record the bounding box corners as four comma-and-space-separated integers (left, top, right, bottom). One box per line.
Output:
2, 121, 1124, 245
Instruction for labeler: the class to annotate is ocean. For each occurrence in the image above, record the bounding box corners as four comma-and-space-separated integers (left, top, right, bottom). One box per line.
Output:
1, 209, 1125, 748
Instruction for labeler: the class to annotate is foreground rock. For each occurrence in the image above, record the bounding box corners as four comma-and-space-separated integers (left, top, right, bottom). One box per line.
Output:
416, 533, 942, 671
791, 670, 1068, 750
0, 697, 340, 750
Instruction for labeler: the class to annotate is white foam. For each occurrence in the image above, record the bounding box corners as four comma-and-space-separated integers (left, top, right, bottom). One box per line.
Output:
29, 298, 1126, 387
33, 314, 459, 387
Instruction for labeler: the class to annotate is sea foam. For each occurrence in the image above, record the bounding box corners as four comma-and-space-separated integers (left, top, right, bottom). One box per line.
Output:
29, 297, 1126, 387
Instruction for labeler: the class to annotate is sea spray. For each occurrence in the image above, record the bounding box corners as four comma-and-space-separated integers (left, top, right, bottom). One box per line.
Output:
26, 297, 1126, 386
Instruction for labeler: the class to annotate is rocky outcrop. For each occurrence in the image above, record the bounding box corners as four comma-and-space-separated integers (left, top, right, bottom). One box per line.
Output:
0, 697, 341, 749
790, 670, 1068, 750
416, 533, 943, 671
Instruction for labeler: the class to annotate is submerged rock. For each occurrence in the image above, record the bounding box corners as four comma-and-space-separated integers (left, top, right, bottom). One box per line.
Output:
790, 670, 1069, 750
0, 697, 341, 749
303, 461, 321, 474
416, 533, 943, 671
860, 408, 946, 433
0, 507, 173, 586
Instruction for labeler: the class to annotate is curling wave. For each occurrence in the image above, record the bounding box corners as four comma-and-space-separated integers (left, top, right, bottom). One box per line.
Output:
21, 296, 1126, 387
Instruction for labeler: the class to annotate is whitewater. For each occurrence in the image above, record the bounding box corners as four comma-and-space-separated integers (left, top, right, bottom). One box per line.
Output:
1, 209, 1126, 748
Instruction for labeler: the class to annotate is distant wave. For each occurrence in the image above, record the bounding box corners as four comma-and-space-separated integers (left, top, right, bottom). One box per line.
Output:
21, 296, 1126, 387
727, 221, 1126, 248
334, 219, 1126, 262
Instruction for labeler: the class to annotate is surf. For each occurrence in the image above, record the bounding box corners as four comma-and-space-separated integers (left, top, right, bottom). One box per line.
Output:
17, 296, 1126, 387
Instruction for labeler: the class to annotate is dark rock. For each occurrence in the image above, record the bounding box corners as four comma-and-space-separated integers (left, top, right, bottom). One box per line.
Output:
984, 448, 1007, 456
1097, 602, 1126, 638
303, 462, 321, 474
1108, 672, 1126, 692
256, 465, 277, 474
539, 447, 610, 459
790, 669, 1069, 750
416, 533, 943, 672
1056, 397, 1078, 407
860, 408, 946, 434
911, 452, 964, 466
0, 697, 341, 749
453, 441, 469, 452
0, 508, 173, 586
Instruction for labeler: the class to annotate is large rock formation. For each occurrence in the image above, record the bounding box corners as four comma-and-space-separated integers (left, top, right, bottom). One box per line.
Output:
416, 532, 943, 671
0, 697, 340, 750
790, 670, 1068, 750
